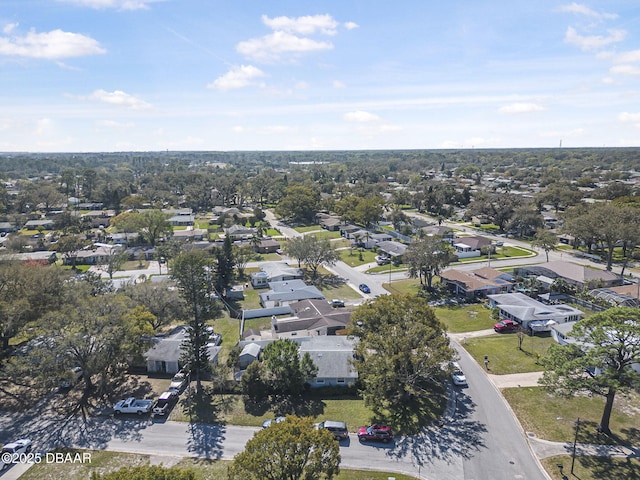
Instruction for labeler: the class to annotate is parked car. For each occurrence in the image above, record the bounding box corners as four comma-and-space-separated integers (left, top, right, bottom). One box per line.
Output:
113, 397, 153, 415
329, 299, 345, 308
359, 283, 371, 294
169, 370, 189, 392
262, 416, 286, 428
375, 255, 390, 265
152, 390, 178, 416
494, 319, 518, 333
449, 362, 467, 386
1, 439, 32, 470
59, 366, 83, 390
315, 420, 349, 441
357, 424, 393, 443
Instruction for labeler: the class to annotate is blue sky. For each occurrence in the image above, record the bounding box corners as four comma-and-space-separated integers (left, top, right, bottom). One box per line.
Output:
1, 0, 640, 152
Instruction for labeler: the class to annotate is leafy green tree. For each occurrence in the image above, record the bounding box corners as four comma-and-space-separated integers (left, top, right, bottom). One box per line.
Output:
405, 235, 453, 290
531, 229, 558, 262
121, 280, 187, 331
540, 307, 640, 435
350, 294, 454, 428
506, 206, 544, 237
274, 186, 320, 223
57, 235, 90, 270
261, 339, 318, 397
171, 251, 218, 392
228, 415, 340, 480
215, 234, 235, 293
283, 235, 338, 279
90, 465, 196, 480
99, 246, 129, 280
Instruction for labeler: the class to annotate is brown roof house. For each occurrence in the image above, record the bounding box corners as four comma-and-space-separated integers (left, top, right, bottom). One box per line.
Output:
440, 267, 514, 298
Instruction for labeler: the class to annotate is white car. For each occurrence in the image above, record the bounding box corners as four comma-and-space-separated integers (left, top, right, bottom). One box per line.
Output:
1, 439, 33, 470
169, 371, 189, 392
449, 362, 467, 386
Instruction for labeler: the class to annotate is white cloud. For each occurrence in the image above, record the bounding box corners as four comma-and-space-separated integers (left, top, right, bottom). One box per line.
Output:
79, 89, 151, 109
344, 110, 380, 122
564, 26, 626, 51
294, 81, 310, 90
58, 0, 163, 10
343, 21, 359, 30
610, 64, 640, 76
97, 120, 135, 128
612, 50, 640, 64
208, 65, 266, 91
2, 23, 18, 34
498, 103, 545, 114
618, 112, 640, 123
0, 28, 106, 59
332, 80, 346, 89
261, 14, 339, 36
236, 31, 333, 62
558, 3, 618, 20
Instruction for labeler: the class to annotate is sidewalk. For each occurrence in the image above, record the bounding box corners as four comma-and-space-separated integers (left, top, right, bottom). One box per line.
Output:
529, 436, 640, 460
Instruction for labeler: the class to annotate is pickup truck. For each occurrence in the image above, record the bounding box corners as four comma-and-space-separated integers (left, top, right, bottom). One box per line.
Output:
113, 397, 153, 415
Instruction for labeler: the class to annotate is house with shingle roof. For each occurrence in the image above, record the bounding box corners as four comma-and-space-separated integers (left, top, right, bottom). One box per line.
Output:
515, 261, 622, 290
440, 267, 514, 298
488, 292, 583, 330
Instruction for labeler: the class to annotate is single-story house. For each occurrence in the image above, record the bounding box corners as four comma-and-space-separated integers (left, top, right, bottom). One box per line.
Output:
515, 261, 623, 290
24, 219, 54, 230
225, 224, 257, 240
320, 216, 343, 231
376, 240, 407, 260
259, 280, 325, 308
452, 235, 492, 258
255, 238, 280, 254
299, 336, 358, 388
64, 244, 124, 266
259, 262, 304, 283
340, 225, 360, 237
173, 228, 207, 241
487, 292, 583, 330
238, 342, 261, 368
168, 214, 195, 227
0, 222, 17, 233
272, 299, 350, 338
440, 267, 514, 298
145, 326, 222, 374
420, 225, 454, 242
236, 336, 358, 388
250, 271, 269, 288
107, 232, 140, 245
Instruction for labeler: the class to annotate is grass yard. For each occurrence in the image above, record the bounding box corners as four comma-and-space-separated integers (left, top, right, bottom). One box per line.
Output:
293, 225, 323, 233
433, 304, 495, 333
503, 387, 640, 446
462, 334, 555, 374
169, 394, 375, 432
541, 455, 640, 480
307, 230, 342, 240
338, 249, 378, 266
21, 449, 418, 480
383, 278, 423, 295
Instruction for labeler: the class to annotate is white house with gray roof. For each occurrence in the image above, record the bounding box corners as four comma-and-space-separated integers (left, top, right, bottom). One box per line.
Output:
488, 292, 583, 330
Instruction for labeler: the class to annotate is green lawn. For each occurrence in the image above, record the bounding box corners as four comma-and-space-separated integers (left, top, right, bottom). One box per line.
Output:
307, 230, 342, 240
384, 278, 423, 295
169, 394, 375, 432
338, 249, 377, 266
462, 334, 555, 374
294, 225, 323, 233
541, 455, 640, 480
433, 304, 495, 333
503, 387, 640, 446
21, 449, 418, 480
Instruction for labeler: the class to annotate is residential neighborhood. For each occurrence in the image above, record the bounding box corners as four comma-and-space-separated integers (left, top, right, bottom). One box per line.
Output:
0, 148, 639, 480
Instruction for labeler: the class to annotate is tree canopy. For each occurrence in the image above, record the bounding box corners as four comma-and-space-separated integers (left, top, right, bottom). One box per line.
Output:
540, 307, 640, 434
350, 294, 454, 432
228, 415, 340, 480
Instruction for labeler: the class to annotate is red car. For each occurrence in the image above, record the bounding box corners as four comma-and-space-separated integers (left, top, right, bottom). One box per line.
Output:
494, 319, 518, 332
357, 424, 393, 443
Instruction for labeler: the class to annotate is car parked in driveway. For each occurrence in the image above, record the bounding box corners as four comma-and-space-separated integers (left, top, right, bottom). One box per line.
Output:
169, 370, 189, 392
357, 424, 393, 443
359, 283, 371, 294
494, 319, 518, 333
152, 390, 178, 416
262, 416, 286, 428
